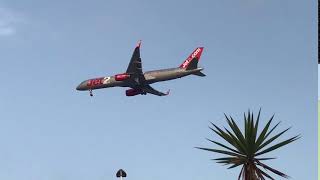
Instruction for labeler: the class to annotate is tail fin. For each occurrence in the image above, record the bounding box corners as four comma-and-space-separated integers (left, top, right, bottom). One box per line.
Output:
179, 47, 204, 70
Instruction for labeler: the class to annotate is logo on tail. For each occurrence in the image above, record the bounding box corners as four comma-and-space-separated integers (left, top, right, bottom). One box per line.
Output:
180, 47, 204, 69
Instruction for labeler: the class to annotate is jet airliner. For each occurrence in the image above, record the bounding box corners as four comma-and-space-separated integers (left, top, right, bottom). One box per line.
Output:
76, 41, 205, 96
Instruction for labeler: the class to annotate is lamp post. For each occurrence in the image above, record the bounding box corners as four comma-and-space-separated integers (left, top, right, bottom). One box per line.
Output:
116, 169, 127, 180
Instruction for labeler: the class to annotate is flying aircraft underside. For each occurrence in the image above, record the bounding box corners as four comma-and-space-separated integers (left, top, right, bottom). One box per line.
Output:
76, 41, 205, 97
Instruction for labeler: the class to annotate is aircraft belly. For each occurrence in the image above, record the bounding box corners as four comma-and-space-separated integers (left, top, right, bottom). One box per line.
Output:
145, 70, 188, 83
88, 79, 129, 90
102, 81, 127, 88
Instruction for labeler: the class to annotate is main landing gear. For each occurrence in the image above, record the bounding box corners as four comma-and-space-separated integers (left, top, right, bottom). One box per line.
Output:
89, 89, 93, 97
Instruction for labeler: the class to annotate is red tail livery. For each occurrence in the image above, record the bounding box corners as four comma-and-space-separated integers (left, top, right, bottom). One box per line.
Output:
180, 47, 204, 69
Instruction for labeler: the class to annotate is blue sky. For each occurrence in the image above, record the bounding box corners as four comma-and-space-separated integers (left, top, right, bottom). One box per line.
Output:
0, 0, 317, 180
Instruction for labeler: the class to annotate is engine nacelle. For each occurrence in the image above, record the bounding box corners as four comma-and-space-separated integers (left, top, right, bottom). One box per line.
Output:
126, 89, 144, 96
115, 73, 130, 81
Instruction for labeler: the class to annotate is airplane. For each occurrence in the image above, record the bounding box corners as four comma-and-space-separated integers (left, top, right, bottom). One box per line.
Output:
76, 40, 205, 97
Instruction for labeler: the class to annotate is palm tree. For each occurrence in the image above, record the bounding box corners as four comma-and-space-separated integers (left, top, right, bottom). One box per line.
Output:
197, 110, 300, 180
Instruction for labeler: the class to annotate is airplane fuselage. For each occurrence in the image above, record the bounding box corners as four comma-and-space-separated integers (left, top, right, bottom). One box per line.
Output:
76, 41, 205, 96
76, 67, 203, 91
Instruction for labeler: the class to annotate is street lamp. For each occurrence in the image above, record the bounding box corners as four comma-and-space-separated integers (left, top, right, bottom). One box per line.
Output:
116, 169, 127, 180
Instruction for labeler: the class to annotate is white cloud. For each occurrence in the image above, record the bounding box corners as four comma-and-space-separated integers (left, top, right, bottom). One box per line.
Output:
0, 6, 23, 36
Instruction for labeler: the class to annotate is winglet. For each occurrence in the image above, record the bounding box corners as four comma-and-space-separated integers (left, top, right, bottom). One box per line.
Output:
136, 40, 142, 48
165, 89, 170, 95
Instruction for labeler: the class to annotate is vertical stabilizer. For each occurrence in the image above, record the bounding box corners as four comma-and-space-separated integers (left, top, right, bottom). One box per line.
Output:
179, 47, 204, 70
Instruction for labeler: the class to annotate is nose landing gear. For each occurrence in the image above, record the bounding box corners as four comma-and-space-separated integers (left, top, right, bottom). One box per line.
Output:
89, 89, 93, 97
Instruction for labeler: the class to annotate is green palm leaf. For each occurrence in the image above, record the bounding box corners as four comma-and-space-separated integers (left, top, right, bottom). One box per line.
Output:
256, 160, 289, 178
224, 127, 247, 154
257, 127, 291, 152
206, 138, 242, 154
254, 115, 274, 150
256, 135, 300, 156
196, 147, 244, 157
210, 123, 244, 152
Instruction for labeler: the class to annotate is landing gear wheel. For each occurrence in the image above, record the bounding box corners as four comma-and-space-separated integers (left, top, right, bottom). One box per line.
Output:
89, 90, 93, 97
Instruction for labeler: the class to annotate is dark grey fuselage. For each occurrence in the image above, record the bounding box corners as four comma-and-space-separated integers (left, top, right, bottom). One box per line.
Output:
76, 67, 203, 91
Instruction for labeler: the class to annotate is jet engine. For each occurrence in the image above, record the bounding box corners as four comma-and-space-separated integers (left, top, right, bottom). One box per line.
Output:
125, 89, 146, 96
115, 73, 130, 81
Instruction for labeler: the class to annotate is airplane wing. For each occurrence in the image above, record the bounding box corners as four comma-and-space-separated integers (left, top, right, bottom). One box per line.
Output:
141, 85, 170, 96
126, 40, 143, 75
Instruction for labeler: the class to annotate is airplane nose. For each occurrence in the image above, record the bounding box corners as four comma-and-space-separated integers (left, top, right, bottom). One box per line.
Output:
76, 84, 82, 90
76, 82, 85, 91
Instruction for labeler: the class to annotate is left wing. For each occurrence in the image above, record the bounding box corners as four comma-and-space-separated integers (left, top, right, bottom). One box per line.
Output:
126, 40, 143, 75
141, 85, 170, 96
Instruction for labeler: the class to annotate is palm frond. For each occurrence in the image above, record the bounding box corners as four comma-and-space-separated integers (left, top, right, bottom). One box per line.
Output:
254, 115, 274, 150
256, 167, 274, 180
238, 166, 244, 180
228, 162, 243, 169
256, 127, 291, 152
225, 114, 247, 148
209, 122, 244, 153
206, 138, 242, 154
255, 157, 276, 161
195, 147, 244, 157
256, 135, 300, 156
224, 127, 247, 154
257, 160, 289, 179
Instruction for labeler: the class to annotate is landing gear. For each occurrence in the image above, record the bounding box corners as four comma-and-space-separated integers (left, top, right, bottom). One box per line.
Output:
89, 89, 93, 97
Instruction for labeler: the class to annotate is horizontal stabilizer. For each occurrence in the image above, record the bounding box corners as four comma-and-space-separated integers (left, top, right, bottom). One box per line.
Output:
193, 71, 206, 77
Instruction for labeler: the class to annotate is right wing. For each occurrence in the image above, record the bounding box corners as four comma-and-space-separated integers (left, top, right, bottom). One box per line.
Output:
126, 40, 143, 75
141, 85, 170, 96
